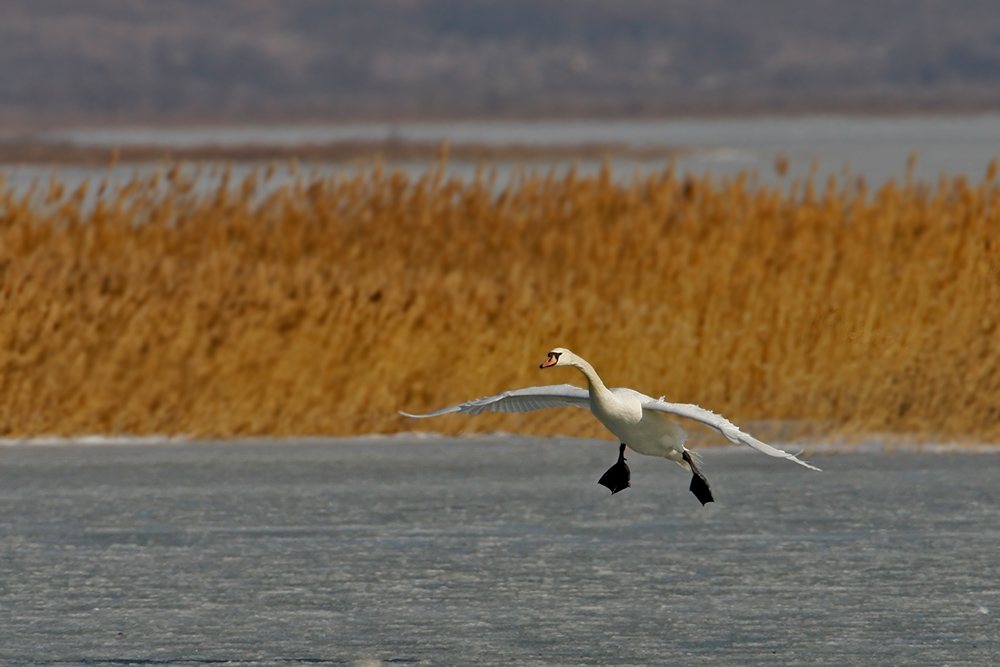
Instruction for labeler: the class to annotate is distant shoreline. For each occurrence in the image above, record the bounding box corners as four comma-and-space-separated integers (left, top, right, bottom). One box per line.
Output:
0, 139, 684, 166
4, 92, 1000, 134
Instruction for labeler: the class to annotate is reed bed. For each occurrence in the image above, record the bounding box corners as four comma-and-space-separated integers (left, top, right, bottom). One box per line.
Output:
1, 157, 999, 442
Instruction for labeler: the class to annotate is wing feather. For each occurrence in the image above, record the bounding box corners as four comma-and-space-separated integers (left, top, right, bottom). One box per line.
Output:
641, 398, 821, 471
401, 384, 591, 418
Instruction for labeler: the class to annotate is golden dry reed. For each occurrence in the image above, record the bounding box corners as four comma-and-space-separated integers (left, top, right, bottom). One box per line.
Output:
2, 158, 1000, 442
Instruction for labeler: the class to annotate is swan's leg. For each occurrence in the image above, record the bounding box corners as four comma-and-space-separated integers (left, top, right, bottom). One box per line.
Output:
682, 450, 714, 505
598, 443, 631, 495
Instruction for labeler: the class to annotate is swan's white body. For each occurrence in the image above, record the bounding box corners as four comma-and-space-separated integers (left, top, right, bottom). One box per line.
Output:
401, 348, 820, 473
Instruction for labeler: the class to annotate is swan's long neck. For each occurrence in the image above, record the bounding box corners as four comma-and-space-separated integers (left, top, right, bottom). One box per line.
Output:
570, 356, 610, 398
562, 351, 638, 430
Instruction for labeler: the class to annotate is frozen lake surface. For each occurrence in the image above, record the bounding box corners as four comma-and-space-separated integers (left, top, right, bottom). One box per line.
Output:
4, 115, 1000, 197
1, 437, 999, 666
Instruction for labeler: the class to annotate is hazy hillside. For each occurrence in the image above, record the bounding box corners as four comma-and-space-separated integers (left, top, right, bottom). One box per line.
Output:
2, 0, 1000, 124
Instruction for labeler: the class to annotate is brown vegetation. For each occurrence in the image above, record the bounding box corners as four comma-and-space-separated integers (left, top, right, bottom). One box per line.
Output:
2, 158, 1000, 441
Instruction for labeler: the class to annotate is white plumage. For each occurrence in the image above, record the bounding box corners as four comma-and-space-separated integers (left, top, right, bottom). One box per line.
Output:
401, 347, 819, 502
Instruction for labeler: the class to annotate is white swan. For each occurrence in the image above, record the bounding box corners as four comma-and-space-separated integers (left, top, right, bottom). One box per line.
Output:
401, 347, 820, 504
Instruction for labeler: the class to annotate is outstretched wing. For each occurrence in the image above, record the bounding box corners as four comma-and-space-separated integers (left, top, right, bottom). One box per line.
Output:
641, 398, 821, 471
400, 384, 591, 418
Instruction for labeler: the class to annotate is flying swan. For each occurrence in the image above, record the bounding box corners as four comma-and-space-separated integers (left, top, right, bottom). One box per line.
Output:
401, 347, 820, 505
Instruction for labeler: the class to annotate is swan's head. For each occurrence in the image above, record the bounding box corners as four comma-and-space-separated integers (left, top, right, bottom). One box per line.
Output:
540, 347, 573, 369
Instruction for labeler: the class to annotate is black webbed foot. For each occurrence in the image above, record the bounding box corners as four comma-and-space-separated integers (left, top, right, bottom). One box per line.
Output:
689, 471, 714, 505
682, 450, 714, 505
598, 443, 631, 495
